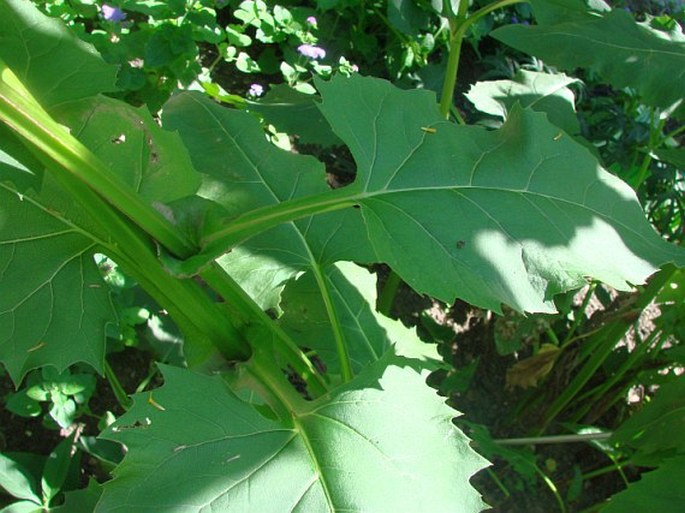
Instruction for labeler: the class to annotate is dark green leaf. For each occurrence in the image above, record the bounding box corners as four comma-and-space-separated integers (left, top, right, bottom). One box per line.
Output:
41, 434, 77, 505
601, 456, 685, 513
611, 376, 685, 465
247, 84, 342, 147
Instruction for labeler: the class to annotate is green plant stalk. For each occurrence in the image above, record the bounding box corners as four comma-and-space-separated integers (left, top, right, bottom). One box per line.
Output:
200, 263, 330, 396
171, 186, 359, 276
538, 265, 676, 433
311, 263, 354, 383
494, 432, 612, 446
0, 60, 196, 259
570, 329, 661, 422
581, 460, 629, 482
486, 468, 511, 498
104, 361, 133, 410
438, 0, 525, 119
0, 89, 251, 365
36, 153, 250, 364
377, 270, 402, 316
535, 466, 567, 513
0, 61, 336, 383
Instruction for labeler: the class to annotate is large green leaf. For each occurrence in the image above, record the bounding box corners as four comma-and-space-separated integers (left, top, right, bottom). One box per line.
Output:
492, 7, 685, 115
0, 181, 115, 383
168, 75, 685, 313
601, 455, 685, 513
0, 0, 118, 107
465, 70, 580, 135
98, 362, 487, 512
315, 76, 684, 311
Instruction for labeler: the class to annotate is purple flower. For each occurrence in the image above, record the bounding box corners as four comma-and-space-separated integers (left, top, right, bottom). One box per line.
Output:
101, 4, 126, 22
248, 83, 264, 97
297, 44, 326, 60
306, 16, 318, 26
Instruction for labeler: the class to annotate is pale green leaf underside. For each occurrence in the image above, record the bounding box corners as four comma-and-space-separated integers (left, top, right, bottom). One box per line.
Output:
316, 75, 685, 312
465, 70, 580, 134
492, 9, 685, 114
169, 75, 684, 313
99, 363, 487, 513
0, 184, 113, 383
0, 0, 118, 108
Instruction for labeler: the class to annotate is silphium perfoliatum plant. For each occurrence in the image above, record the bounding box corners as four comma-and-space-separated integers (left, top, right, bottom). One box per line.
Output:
0, 0, 684, 511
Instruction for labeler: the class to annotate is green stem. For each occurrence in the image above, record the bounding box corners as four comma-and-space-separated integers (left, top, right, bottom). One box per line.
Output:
311, 263, 354, 383
535, 466, 567, 513
570, 329, 661, 422
172, 186, 359, 276
494, 432, 612, 446
47, 163, 249, 364
0, 60, 197, 259
104, 360, 132, 410
581, 459, 629, 483
438, 0, 525, 119
200, 263, 330, 396
486, 468, 511, 498
377, 270, 402, 316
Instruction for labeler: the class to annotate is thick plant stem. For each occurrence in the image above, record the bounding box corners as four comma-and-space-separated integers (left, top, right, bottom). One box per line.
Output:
438, 0, 525, 119
0, 60, 196, 259
46, 161, 250, 363
200, 263, 330, 396
173, 186, 359, 276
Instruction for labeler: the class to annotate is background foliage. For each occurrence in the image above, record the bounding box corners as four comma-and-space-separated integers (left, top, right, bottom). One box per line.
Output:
1, 0, 684, 512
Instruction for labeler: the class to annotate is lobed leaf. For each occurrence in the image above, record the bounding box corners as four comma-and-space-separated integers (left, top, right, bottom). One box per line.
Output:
168, 74, 685, 313
316, 75, 685, 312
163, 92, 374, 310
492, 6, 685, 116
98, 362, 487, 512
0, 181, 115, 383
465, 69, 580, 135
